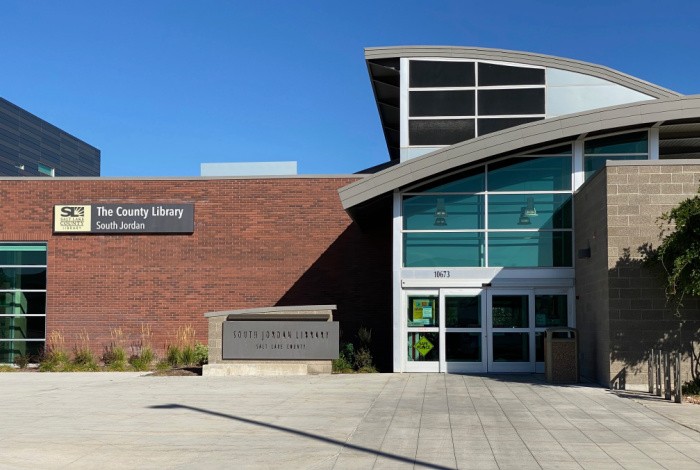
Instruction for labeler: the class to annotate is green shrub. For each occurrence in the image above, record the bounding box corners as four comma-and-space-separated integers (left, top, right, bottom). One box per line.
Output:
181, 345, 196, 366
332, 343, 355, 373
166, 345, 182, 367
0, 365, 17, 372
354, 347, 375, 372
39, 349, 70, 372
353, 327, 377, 373
194, 343, 208, 366
683, 378, 700, 395
156, 359, 171, 371
13, 354, 30, 369
102, 345, 127, 365
128, 346, 156, 371
107, 360, 129, 371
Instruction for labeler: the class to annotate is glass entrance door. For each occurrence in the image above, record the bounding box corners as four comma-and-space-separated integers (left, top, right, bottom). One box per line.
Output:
440, 289, 486, 373
403, 288, 572, 373
487, 291, 534, 373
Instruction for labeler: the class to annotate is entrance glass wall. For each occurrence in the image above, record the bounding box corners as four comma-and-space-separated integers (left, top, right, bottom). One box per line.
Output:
0, 243, 47, 363
403, 288, 571, 373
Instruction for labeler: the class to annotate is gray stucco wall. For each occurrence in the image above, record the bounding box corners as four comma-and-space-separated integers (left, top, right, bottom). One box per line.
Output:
576, 161, 700, 388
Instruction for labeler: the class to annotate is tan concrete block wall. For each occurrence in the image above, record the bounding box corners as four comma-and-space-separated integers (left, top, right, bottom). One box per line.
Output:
605, 163, 700, 388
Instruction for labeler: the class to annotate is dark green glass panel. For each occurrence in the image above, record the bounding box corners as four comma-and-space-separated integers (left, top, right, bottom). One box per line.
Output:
0, 291, 45, 315
535, 295, 568, 327
0, 244, 47, 265
403, 195, 484, 230
445, 296, 481, 328
492, 333, 529, 362
0, 340, 43, 363
488, 194, 572, 230
407, 332, 439, 362
584, 131, 648, 155
584, 155, 647, 181
407, 296, 439, 327
0, 267, 47, 290
446, 333, 481, 362
491, 295, 528, 328
404, 233, 485, 267
488, 156, 571, 191
409, 167, 485, 193
0, 315, 45, 340
488, 232, 572, 267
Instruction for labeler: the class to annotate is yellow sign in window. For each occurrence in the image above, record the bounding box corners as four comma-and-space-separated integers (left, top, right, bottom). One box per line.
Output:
413, 336, 434, 357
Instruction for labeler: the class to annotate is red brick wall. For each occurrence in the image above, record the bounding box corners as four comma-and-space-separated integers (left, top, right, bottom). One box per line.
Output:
0, 177, 392, 366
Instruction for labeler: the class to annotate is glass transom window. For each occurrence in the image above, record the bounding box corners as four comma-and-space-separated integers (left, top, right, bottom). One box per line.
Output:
402, 151, 573, 268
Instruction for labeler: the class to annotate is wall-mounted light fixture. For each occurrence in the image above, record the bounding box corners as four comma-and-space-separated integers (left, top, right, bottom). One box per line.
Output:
517, 207, 531, 225
524, 196, 538, 217
434, 198, 447, 226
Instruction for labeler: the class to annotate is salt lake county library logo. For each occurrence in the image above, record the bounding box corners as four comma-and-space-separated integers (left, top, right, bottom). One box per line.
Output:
54, 205, 92, 232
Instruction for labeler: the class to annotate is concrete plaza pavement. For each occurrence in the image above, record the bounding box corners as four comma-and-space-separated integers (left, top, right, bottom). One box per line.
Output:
2, 372, 700, 469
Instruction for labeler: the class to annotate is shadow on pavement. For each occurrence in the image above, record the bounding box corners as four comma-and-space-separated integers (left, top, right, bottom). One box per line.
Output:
149, 403, 452, 470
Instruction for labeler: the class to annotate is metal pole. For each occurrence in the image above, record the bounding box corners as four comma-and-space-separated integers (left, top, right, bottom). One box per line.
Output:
675, 353, 682, 404
656, 350, 662, 397
664, 352, 672, 400
648, 349, 654, 394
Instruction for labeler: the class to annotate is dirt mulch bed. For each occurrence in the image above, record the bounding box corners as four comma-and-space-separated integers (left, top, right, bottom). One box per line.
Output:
146, 367, 202, 377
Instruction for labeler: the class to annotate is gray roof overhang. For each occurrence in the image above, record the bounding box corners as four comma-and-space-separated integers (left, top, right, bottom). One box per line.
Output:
366, 46, 682, 162
340, 95, 700, 216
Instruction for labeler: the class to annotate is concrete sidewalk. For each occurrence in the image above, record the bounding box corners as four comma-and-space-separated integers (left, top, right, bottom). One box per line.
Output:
1, 372, 699, 469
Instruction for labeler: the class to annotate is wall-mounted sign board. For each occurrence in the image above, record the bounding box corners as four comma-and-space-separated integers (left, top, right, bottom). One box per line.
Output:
54, 204, 194, 234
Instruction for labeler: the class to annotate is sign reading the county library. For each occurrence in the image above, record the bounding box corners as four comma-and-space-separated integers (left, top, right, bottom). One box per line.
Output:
54, 204, 194, 234
222, 321, 339, 360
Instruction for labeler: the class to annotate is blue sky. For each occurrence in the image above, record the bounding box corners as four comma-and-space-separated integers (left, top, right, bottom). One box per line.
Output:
2, 1, 698, 176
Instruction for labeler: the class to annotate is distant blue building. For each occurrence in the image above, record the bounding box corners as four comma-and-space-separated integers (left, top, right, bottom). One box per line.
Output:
0, 98, 99, 177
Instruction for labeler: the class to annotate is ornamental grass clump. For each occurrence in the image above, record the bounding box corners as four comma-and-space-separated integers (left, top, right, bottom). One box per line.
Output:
103, 328, 129, 371
72, 329, 98, 371
39, 330, 70, 372
129, 324, 156, 371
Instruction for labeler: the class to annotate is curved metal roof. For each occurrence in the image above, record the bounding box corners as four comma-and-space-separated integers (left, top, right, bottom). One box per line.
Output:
366, 46, 681, 161
367, 46, 680, 98
340, 95, 700, 210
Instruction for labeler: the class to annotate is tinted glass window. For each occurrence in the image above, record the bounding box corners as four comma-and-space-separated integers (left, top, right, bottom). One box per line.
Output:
403, 233, 485, 267
584, 155, 647, 180
478, 63, 545, 86
478, 89, 545, 115
409, 119, 475, 146
489, 232, 572, 267
0, 244, 47, 265
410, 167, 485, 193
410, 61, 475, 87
584, 131, 648, 154
488, 156, 572, 191
403, 195, 485, 230
488, 194, 572, 229
410, 91, 475, 117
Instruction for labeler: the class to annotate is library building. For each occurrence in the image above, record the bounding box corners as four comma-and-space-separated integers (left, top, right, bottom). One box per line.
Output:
2, 46, 700, 388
